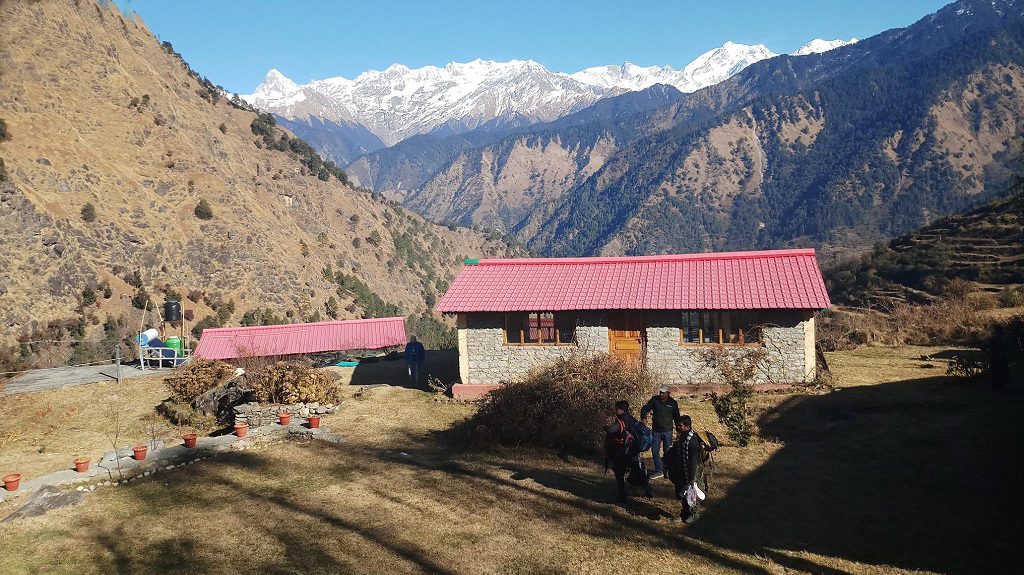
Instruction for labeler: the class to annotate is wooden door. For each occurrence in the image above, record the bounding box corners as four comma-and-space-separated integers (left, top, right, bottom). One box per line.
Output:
608, 312, 645, 362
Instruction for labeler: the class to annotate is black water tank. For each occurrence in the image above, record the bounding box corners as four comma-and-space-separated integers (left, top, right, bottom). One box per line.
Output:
164, 300, 182, 322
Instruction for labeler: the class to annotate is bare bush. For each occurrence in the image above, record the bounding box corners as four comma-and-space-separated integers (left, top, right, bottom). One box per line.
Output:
696, 346, 770, 447
164, 359, 235, 402
886, 298, 992, 346
817, 298, 994, 351
247, 361, 342, 404
469, 353, 658, 451
816, 308, 896, 351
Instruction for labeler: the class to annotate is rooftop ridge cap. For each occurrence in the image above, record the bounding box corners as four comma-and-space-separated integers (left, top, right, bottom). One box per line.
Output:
200, 316, 404, 334
474, 248, 817, 266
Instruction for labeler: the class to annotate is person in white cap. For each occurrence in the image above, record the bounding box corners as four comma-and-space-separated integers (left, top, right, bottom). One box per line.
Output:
640, 384, 681, 479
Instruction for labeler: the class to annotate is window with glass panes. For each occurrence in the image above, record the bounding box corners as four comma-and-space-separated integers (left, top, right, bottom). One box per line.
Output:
680, 311, 762, 345
504, 312, 576, 345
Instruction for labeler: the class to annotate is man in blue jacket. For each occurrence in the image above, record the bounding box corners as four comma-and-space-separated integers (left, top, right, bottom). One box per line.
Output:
640, 385, 681, 479
404, 335, 425, 387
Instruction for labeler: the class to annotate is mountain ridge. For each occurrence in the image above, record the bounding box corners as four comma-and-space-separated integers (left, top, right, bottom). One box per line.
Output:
386, 0, 1024, 262
243, 38, 856, 148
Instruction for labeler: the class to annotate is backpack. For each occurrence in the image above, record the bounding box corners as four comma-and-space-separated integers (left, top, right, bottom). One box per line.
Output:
626, 417, 653, 457
605, 417, 652, 460
695, 430, 719, 489
695, 430, 718, 464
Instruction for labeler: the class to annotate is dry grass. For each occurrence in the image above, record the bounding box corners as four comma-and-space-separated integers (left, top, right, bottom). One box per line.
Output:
0, 377, 175, 478
0, 346, 1020, 574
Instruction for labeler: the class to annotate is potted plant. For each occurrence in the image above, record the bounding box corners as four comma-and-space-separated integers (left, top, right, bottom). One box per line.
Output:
278, 412, 292, 426
234, 422, 249, 438
73, 457, 90, 473
182, 433, 198, 449
132, 444, 148, 460
2, 473, 21, 491
307, 415, 321, 429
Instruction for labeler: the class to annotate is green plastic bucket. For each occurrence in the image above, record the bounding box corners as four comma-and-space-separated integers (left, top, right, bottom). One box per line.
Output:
164, 336, 183, 355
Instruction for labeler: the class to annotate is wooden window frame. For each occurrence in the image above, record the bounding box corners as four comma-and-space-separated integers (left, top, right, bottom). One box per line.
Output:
503, 312, 576, 347
678, 311, 764, 348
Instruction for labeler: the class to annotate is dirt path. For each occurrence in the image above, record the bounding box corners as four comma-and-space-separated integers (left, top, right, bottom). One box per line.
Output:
1, 364, 168, 397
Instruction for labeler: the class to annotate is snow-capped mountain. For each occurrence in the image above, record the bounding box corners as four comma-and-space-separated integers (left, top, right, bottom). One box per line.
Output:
570, 41, 777, 93
792, 37, 858, 56
244, 59, 607, 146
243, 39, 855, 146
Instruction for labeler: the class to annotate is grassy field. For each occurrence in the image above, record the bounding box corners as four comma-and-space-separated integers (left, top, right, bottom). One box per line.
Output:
0, 378, 176, 478
0, 346, 1020, 574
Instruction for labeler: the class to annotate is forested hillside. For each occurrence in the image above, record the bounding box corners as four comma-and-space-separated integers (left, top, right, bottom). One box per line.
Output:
826, 190, 1024, 306
353, 0, 1024, 260
533, 0, 1024, 257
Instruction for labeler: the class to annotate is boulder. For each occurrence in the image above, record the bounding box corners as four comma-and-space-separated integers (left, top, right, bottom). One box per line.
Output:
192, 380, 255, 424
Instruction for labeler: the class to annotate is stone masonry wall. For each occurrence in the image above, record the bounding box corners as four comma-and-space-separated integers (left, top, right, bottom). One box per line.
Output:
462, 312, 608, 385
644, 309, 814, 385
461, 310, 814, 386
233, 401, 339, 427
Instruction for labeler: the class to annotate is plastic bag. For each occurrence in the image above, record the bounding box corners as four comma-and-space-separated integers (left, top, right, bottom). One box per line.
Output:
684, 482, 706, 507
692, 482, 706, 501
685, 486, 698, 507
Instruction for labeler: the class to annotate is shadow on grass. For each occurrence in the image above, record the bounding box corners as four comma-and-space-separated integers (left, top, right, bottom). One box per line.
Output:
71, 439, 779, 575
64, 373, 1022, 574
688, 375, 1024, 574
348, 348, 459, 391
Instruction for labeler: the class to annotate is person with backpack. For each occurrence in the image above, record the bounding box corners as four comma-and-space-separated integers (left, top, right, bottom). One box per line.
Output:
640, 384, 682, 479
604, 400, 654, 504
664, 415, 717, 524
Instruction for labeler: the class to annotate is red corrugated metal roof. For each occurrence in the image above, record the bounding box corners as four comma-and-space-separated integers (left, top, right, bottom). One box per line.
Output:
193, 317, 407, 361
436, 249, 831, 312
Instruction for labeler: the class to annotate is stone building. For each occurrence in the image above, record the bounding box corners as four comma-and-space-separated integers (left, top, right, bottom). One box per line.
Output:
436, 249, 831, 399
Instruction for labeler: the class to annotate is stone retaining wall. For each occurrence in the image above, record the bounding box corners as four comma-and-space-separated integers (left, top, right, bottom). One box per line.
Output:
232, 401, 339, 427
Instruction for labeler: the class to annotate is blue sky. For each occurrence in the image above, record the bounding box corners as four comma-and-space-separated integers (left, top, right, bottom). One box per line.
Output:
114, 0, 952, 94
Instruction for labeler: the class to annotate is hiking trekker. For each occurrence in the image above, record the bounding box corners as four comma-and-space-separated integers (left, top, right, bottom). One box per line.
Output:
604, 400, 654, 504
404, 335, 425, 386
665, 415, 705, 524
640, 384, 681, 479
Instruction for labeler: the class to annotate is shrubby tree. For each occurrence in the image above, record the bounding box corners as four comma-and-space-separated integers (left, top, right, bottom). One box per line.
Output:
81, 202, 96, 222
194, 199, 213, 220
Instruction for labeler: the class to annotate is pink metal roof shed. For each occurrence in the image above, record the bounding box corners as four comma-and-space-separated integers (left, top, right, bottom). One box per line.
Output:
193, 317, 407, 361
435, 249, 831, 312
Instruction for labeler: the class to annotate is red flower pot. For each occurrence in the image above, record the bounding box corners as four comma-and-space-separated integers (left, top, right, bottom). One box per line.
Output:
182, 433, 198, 449
307, 416, 321, 429
278, 412, 292, 426
2, 473, 21, 491
132, 445, 148, 461
234, 423, 248, 438
73, 458, 90, 473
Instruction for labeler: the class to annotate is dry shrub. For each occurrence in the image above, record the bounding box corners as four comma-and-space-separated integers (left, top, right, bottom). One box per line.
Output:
247, 361, 341, 404
816, 307, 895, 351
164, 359, 235, 402
696, 346, 769, 447
469, 352, 657, 451
887, 298, 992, 345
818, 298, 994, 351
